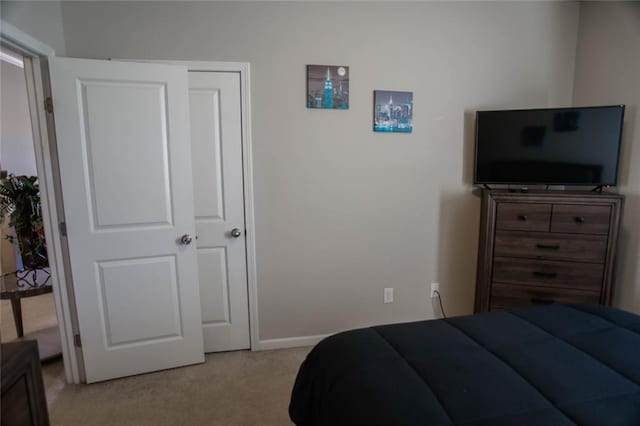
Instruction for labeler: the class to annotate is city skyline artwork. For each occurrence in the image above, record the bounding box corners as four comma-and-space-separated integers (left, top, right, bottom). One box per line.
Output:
307, 65, 349, 110
374, 90, 413, 133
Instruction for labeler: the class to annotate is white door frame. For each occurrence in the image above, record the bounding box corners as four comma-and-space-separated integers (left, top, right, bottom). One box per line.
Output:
1, 20, 83, 383
117, 59, 260, 352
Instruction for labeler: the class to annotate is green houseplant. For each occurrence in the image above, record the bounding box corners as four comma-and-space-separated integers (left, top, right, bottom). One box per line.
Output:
0, 174, 48, 269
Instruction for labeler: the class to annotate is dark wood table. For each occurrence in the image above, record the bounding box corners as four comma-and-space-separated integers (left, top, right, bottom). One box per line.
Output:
1, 270, 62, 362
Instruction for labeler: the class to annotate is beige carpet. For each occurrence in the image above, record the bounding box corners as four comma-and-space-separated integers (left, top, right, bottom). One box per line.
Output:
2, 293, 311, 425
47, 347, 310, 426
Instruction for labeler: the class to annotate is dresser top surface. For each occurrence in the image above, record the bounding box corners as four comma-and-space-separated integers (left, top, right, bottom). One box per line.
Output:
482, 189, 624, 202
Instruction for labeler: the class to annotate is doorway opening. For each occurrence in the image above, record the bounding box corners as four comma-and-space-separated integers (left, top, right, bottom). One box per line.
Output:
0, 44, 66, 403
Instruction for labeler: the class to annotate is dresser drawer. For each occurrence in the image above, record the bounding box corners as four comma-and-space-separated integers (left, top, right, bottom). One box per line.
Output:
490, 283, 600, 311
496, 203, 551, 232
551, 204, 611, 235
493, 257, 604, 291
494, 231, 608, 262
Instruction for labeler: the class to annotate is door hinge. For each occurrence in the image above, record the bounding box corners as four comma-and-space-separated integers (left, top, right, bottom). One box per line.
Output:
44, 97, 54, 114
74, 334, 82, 348
59, 221, 67, 236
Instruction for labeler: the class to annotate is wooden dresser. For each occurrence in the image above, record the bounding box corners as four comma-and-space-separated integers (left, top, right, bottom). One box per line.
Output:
1, 341, 50, 426
474, 190, 623, 313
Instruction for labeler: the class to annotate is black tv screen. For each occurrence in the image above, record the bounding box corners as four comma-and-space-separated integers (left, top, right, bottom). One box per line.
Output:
474, 105, 624, 186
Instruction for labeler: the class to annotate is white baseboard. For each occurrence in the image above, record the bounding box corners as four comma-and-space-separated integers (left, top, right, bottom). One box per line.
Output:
257, 334, 328, 351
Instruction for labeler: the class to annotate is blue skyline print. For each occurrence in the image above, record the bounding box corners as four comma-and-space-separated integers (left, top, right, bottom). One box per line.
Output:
374, 90, 413, 133
307, 65, 349, 110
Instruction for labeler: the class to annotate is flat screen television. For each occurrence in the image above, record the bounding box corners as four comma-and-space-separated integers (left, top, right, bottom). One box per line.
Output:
474, 105, 625, 186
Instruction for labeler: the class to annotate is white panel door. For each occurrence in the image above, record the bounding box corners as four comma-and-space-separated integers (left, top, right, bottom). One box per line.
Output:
48, 57, 204, 383
189, 72, 250, 352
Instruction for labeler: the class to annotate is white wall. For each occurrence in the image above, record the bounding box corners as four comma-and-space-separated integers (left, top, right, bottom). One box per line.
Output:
573, 2, 640, 314
55, 1, 580, 341
1, 58, 37, 176
0, 1, 66, 55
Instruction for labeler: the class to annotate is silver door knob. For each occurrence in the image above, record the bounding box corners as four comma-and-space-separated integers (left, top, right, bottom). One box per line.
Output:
230, 228, 242, 238
180, 234, 193, 245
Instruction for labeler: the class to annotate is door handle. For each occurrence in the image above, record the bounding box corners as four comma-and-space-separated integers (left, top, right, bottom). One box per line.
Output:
530, 297, 555, 305
532, 271, 558, 278
536, 244, 560, 250
179, 234, 193, 245
230, 228, 242, 238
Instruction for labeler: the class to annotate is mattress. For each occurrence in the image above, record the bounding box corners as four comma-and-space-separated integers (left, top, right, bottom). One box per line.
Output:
289, 305, 640, 425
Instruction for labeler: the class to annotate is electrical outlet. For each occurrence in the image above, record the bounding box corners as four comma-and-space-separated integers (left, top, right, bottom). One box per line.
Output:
430, 283, 440, 298
384, 288, 394, 303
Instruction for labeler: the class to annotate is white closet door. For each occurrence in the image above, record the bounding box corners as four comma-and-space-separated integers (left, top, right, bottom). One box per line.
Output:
189, 71, 250, 352
48, 57, 204, 383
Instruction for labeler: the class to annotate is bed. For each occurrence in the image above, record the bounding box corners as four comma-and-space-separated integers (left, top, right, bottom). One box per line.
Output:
289, 304, 640, 425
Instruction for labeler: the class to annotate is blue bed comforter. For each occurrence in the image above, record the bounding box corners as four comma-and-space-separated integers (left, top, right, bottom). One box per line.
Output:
289, 305, 640, 425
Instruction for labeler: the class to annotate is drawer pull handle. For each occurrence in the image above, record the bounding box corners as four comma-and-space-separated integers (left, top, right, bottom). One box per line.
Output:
517, 215, 528, 221
532, 271, 558, 278
575, 216, 586, 223
530, 297, 555, 305
536, 244, 560, 250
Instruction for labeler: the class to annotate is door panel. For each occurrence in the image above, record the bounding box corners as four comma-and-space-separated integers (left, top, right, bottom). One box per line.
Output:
189, 72, 250, 352
81, 81, 173, 229
190, 88, 224, 220
198, 248, 230, 324
97, 256, 181, 346
48, 57, 204, 383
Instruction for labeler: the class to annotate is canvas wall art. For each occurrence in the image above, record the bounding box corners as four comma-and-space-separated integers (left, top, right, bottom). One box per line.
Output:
374, 90, 413, 133
307, 65, 349, 110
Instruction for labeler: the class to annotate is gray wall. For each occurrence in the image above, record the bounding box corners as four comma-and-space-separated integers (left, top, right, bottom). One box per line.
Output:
10, 1, 581, 341
58, 1, 579, 341
0, 56, 36, 274
1, 57, 37, 176
573, 2, 640, 314
0, 1, 66, 55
